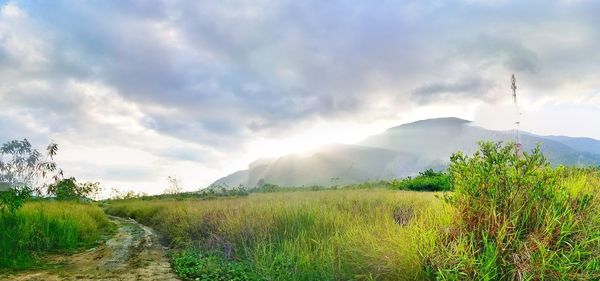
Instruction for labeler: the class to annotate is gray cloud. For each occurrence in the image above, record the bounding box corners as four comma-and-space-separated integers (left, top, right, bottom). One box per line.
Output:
412, 77, 497, 104
63, 161, 163, 183
1, 0, 599, 188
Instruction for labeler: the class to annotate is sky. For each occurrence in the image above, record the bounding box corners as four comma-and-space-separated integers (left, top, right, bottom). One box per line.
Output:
1, 0, 599, 195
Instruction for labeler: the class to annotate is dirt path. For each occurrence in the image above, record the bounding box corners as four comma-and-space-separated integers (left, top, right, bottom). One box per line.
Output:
0, 216, 179, 281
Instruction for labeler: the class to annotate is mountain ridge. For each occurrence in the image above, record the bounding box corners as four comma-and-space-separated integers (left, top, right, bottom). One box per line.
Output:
212, 117, 600, 188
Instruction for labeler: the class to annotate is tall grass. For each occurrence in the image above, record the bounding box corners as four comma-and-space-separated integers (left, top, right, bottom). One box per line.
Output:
0, 201, 112, 270
107, 190, 452, 280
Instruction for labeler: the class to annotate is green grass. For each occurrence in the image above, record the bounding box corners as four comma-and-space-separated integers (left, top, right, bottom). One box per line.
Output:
0, 201, 113, 270
172, 249, 262, 281
107, 189, 453, 280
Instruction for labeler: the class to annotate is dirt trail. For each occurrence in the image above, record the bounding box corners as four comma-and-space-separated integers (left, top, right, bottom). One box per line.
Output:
0, 216, 179, 281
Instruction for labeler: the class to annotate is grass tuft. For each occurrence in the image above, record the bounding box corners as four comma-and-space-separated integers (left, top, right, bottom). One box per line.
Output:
0, 201, 112, 270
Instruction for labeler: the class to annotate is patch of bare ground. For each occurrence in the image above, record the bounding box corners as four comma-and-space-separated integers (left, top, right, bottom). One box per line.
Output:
0, 216, 179, 281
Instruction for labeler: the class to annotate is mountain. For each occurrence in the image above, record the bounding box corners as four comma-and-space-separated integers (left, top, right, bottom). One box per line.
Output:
212, 117, 600, 188
544, 135, 600, 156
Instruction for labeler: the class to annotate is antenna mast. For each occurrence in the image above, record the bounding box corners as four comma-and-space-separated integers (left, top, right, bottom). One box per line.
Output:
511, 74, 522, 156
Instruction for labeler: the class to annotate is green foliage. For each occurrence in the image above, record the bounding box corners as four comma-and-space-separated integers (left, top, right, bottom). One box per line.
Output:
250, 181, 390, 193
422, 142, 600, 280
389, 169, 452, 191
201, 185, 250, 197
0, 187, 30, 214
172, 250, 263, 281
110, 188, 149, 200
339, 180, 388, 190
0, 201, 112, 269
108, 185, 250, 201
47, 177, 102, 200
253, 182, 282, 193
0, 139, 61, 213
205, 180, 398, 198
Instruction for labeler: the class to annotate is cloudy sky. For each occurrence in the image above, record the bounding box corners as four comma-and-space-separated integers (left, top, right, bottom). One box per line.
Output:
1, 0, 599, 195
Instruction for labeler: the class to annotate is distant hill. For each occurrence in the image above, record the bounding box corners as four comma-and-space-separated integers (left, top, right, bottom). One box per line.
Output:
544, 135, 600, 156
212, 117, 600, 188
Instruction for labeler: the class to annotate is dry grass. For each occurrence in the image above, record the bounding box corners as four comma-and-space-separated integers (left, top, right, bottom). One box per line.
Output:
107, 189, 451, 280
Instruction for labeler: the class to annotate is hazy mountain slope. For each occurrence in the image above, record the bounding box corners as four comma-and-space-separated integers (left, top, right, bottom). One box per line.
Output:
520, 134, 600, 166
211, 117, 600, 188
360, 117, 486, 160
362, 118, 600, 166
212, 169, 250, 187
544, 135, 600, 156
215, 144, 418, 187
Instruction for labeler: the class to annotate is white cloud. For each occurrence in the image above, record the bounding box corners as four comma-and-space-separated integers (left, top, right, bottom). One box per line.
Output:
1, 2, 24, 18
1, 0, 599, 195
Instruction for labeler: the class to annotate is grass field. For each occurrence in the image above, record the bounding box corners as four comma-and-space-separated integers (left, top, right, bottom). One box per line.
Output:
106, 165, 600, 280
107, 190, 453, 280
0, 201, 113, 270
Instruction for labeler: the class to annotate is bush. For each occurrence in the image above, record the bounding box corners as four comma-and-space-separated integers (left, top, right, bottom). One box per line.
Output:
0, 188, 30, 214
422, 142, 600, 280
172, 250, 263, 281
389, 169, 452, 191
47, 177, 101, 200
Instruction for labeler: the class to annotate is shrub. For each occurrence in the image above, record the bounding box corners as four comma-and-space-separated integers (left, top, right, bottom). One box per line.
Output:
422, 142, 600, 280
253, 180, 282, 193
47, 177, 102, 200
389, 169, 452, 191
0, 188, 30, 215
172, 250, 263, 281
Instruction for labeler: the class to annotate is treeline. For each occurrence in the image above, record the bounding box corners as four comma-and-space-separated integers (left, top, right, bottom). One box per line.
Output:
109, 172, 453, 202
199, 171, 453, 196
388, 169, 452, 191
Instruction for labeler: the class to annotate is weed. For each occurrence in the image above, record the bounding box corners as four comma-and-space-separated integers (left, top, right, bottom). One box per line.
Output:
172, 249, 263, 281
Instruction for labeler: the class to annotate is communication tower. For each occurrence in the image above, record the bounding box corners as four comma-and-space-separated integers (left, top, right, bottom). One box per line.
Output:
511, 74, 523, 157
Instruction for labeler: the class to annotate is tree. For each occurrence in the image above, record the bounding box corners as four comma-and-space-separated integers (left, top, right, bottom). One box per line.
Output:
164, 175, 183, 195
47, 177, 102, 200
0, 139, 61, 213
110, 187, 148, 200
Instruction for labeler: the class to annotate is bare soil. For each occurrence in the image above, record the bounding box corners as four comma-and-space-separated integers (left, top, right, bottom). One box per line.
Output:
0, 216, 179, 281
